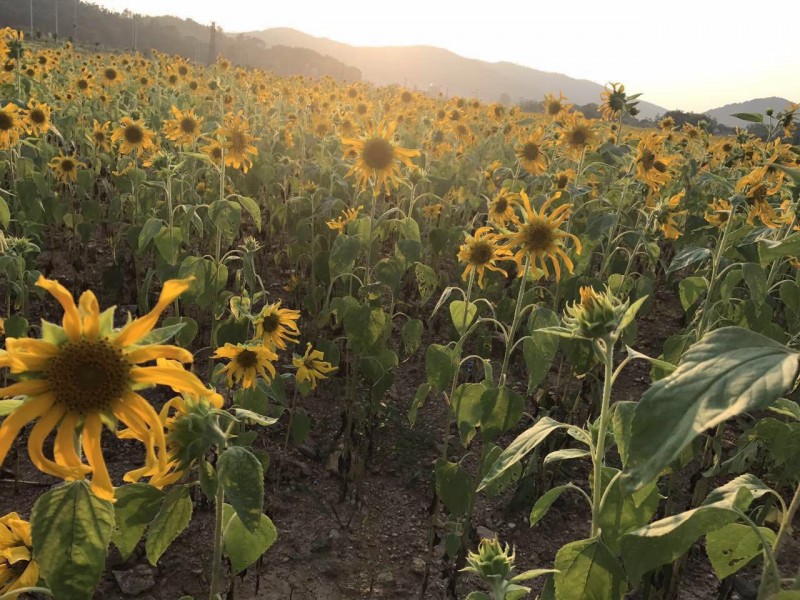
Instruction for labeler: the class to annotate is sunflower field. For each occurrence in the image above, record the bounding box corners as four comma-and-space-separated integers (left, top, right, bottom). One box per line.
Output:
0, 28, 799, 600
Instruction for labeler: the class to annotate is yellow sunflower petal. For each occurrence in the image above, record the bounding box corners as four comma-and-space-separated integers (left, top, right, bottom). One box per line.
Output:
36, 276, 82, 341
78, 290, 101, 339
125, 345, 193, 365
83, 414, 114, 501
114, 278, 193, 347
0, 393, 54, 466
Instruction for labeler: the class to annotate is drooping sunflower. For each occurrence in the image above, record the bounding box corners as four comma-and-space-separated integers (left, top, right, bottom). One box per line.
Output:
634, 133, 678, 191
599, 82, 627, 121
111, 116, 156, 157
326, 206, 362, 233
293, 343, 336, 390
543, 92, 571, 120
487, 188, 519, 227
457, 226, 514, 288
48, 153, 83, 183
200, 139, 224, 167
256, 301, 301, 350
704, 198, 733, 228
553, 169, 576, 191
214, 342, 278, 389
216, 111, 259, 173
515, 128, 548, 175
559, 112, 597, 159
340, 119, 420, 195
506, 191, 582, 280
0, 512, 38, 596
88, 119, 112, 153
0, 103, 22, 149
0, 276, 217, 500
23, 98, 51, 136
163, 105, 203, 147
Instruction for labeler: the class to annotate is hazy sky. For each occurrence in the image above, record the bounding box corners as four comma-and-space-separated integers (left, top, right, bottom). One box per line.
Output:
87, 0, 799, 112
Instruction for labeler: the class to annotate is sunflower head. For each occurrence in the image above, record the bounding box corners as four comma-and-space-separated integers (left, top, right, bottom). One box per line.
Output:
0, 512, 38, 596
293, 343, 336, 390
462, 537, 516, 581
564, 286, 630, 339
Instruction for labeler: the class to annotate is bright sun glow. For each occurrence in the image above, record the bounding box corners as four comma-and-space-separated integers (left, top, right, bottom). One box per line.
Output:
79, 1, 800, 110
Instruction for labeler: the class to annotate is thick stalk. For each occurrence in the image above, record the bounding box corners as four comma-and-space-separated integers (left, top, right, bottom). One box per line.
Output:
591, 336, 615, 537
756, 482, 800, 598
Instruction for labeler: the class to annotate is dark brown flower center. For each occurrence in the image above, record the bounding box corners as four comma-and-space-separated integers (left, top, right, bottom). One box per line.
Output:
0, 112, 13, 131
235, 349, 259, 369
361, 137, 394, 170
60, 159, 75, 172
229, 130, 247, 152
567, 127, 588, 146
547, 101, 562, 116
521, 142, 540, 161
556, 174, 569, 189
104, 67, 118, 81
124, 125, 144, 144
261, 313, 280, 333
47, 339, 131, 414
522, 221, 555, 253
29, 109, 46, 124
77, 79, 89, 90
639, 149, 655, 171
180, 117, 198, 134
469, 241, 494, 265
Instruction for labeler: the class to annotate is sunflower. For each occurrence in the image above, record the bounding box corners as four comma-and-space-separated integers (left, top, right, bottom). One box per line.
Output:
658, 116, 675, 131
599, 82, 627, 121
649, 190, 686, 240
163, 105, 203, 147
88, 119, 112, 152
112, 116, 156, 157
201, 139, 224, 166
506, 191, 582, 280
704, 198, 732, 228
23, 98, 50, 136
487, 188, 519, 227
214, 343, 278, 389
256, 301, 301, 350
216, 111, 258, 173
634, 133, 678, 191
559, 111, 597, 159
553, 169, 576, 191
0, 512, 38, 596
49, 153, 83, 183
100, 65, 123, 85
0, 276, 217, 500
457, 226, 514, 288
293, 343, 336, 390
422, 203, 443, 219
326, 206, 363, 233
515, 129, 548, 174
543, 92, 571, 120
0, 103, 22, 149
340, 118, 420, 195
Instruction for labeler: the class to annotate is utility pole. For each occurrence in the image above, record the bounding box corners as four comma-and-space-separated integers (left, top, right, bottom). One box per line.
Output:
73, 0, 77, 43
29, 0, 34, 37
132, 13, 137, 52
208, 21, 217, 65
55, 0, 59, 39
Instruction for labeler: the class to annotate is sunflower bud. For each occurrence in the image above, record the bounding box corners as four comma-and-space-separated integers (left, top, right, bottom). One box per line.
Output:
462, 537, 516, 581
564, 286, 629, 339
168, 395, 227, 469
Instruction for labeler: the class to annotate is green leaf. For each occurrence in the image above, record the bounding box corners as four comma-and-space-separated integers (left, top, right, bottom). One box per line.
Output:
414, 263, 438, 303
435, 459, 473, 517
426, 343, 457, 393
523, 307, 560, 392
0, 194, 10, 228
530, 484, 572, 527
706, 522, 775, 579
234, 408, 279, 427
453, 383, 486, 446
329, 234, 361, 278
479, 386, 525, 442
742, 263, 767, 304
621, 486, 753, 583
401, 318, 423, 355
218, 446, 264, 532
343, 304, 386, 355
611, 401, 636, 468
138, 217, 163, 251
679, 276, 707, 310
408, 382, 431, 427
667, 247, 711, 274
449, 300, 477, 336
31, 481, 115, 600
465, 593, 491, 600
624, 327, 800, 490
769, 398, 800, 421
554, 538, 627, 600
145, 485, 192, 566
598, 475, 660, 555
235, 196, 262, 232
209, 199, 242, 243
290, 410, 311, 445
758, 231, 800, 266
0, 399, 22, 417
112, 484, 166, 561
543, 448, 590, 466
222, 505, 277, 574
511, 568, 558, 582
478, 417, 567, 491
163, 316, 198, 347
702, 473, 775, 506
4, 315, 28, 338
731, 112, 764, 123
153, 227, 184, 263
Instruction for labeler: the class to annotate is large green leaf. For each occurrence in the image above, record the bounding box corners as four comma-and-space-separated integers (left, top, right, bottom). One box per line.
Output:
598, 472, 660, 555
449, 300, 477, 336
435, 459, 473, 517
523, 307, 560, 392
621, 486, 753, 583
706, 522, 775, 579
758, 231, 800, 266
222, 504, 277, 574
343, 304, 386, 355
328, 234, 361, 278
478, 417, 567, 491
31, 481, 115, 600
453, 382, 486, 445
479, 386, 525, 442
554, 537, 627, 600
530, 484, 574, 527
426, 343, 457, 393
218, 446, 264, 532
145, 484, 192, 565
112, 484, 166, 560
624, 327, 800, 490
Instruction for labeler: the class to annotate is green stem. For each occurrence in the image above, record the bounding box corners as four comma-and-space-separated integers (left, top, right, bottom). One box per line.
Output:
209, 471, 225, 599
591, 336, 615, 537
698, 203, 737, 339
499, 257, 531, 385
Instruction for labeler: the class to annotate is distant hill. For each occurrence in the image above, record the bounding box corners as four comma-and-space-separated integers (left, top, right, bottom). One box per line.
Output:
0, 0, 360, 81
704, 97, 796, 128
247, 28, 668, 119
